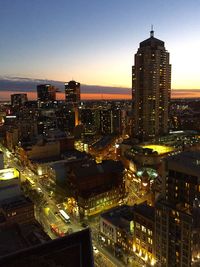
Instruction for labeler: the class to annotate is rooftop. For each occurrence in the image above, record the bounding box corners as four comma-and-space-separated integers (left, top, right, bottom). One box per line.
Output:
1, 195, 32, 211
141, 144, 174, 155
133, 202, 155, 221
140, 30, 164, 48
101, 205, 134, 231
92, 136, 113, 150
101, 203, 155, 229
73, 160, 124, 179
166, 151, 200, 178
0, 228, 93, 267
0, 222, 50, 257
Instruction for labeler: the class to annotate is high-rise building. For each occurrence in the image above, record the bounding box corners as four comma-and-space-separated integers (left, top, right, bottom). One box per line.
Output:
100, 108, 121, 135
80, 108, 100, 135
37, 84, 56, 103
11, 94, 28, 108
132, 29, 171, 141
155, 151, 200, 266
65, 80, 81, 126
65, 80, 80, 104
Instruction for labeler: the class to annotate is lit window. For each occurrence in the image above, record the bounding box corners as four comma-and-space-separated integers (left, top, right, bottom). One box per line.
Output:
142, 226, 146, 233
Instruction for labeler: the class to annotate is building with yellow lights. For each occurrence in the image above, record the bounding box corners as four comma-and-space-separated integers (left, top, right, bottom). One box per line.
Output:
126, 144, 175, 167
155, 151, 200, 266
66, 160, 125, 219
99, 202, 156, 266
132, 29, 171, 141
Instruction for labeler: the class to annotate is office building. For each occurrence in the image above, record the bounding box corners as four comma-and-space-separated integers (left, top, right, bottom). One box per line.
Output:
155, 151, 200, 266
80, 108, 100, 135
65, 80, 81, 126
11, 94, 28, 108
99, 202, 155, 265
66, 160, 125, 218
100, 108, 121, 135
37, 84, 56, 103
100, 205, 134, 257
132, 29, 171, 141
133, 202, 155, 265
65, 80, 80, 104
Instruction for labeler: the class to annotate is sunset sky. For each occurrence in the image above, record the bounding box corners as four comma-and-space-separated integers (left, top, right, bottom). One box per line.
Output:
0, 0, 200, 91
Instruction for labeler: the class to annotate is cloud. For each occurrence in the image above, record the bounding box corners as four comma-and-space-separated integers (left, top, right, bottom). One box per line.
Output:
0, 76, 200, 100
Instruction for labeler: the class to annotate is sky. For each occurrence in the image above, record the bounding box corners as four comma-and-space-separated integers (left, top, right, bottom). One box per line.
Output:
0, 0, 200, 90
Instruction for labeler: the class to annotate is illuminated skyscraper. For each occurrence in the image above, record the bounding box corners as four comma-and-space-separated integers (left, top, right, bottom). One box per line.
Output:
132, 29, 171, 141
65, 80, 81, 126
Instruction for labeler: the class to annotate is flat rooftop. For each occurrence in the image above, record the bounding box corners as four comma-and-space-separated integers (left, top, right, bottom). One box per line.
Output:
101, 205, 134, 231
1, 195, 32, 211
167, 151, 200, 178
0, 228, 93, 267
0, 222, 50, 257
141, 144, 174, 155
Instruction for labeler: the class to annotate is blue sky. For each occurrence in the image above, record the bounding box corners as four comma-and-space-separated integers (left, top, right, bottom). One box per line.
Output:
0, 0, 200, 88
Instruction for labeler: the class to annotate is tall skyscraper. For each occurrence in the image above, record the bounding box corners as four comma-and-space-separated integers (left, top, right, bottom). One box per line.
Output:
37, 84, 56, 103
132, 29, 171, 141
65, 80, 80, 104
65, 80, 81, 126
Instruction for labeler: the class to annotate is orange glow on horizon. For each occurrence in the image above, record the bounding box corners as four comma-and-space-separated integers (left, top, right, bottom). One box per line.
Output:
1, 90, 200, 101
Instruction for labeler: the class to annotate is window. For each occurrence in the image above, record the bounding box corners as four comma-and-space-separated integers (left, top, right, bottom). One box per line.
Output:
148, 229, 152, 236
142, 226, 146, 233
136, 223, 140, 229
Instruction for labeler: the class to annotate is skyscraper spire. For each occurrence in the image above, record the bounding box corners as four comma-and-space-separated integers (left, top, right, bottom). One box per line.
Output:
150, 25, 154, 37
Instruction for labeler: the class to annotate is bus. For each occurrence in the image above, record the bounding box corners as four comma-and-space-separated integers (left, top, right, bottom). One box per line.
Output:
59, 209, 70, 223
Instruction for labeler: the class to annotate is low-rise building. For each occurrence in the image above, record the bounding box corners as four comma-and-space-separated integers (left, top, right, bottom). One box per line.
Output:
0, 195, 35, 226
100, 205, 134, 257
67, 160, 125, 218
99, 202, 156, 266
133, 202, 155, 265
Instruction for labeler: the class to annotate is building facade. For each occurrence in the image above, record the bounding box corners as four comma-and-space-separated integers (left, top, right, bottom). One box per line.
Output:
37, 84, 56, 103
66, 160, 125, 219
132, 29, 171, 141
155, 151, 200, 266
11, 94, 28, 108
65, 80, 81, 127
99, 203, 155, 266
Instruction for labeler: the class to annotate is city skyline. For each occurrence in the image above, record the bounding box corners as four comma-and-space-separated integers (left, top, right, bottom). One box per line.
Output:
1, 0, 200, 95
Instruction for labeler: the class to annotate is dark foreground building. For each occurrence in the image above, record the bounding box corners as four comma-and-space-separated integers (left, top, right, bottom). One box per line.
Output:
0, 228, 94, 267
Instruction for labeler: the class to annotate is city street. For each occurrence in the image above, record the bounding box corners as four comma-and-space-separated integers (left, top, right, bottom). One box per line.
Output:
0, 143, 132, 267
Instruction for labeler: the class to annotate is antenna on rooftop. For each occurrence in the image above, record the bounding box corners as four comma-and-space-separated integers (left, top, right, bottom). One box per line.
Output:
150, 25, 154, 37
